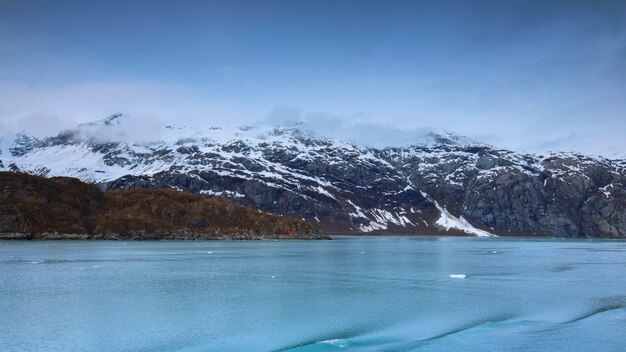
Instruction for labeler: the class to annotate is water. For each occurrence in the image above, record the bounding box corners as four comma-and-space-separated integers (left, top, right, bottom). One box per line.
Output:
1, 237, 625, 351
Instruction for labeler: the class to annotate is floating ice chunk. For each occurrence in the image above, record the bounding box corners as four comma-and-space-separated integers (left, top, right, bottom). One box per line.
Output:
450, 274, 467, 279
271, 275, 276, 278
320, 339, 349, 348
360, 251, 366, 254
491, 250, 498, 254
207, 251, 213, 254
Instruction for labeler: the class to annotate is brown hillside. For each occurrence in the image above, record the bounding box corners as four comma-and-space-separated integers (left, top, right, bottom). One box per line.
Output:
0, 172, 324, 240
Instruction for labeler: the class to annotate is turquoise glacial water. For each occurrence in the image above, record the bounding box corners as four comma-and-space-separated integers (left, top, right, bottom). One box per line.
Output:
1, 237, 625, 351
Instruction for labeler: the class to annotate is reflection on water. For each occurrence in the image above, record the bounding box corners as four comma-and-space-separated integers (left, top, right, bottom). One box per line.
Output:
1, 237, 625, 351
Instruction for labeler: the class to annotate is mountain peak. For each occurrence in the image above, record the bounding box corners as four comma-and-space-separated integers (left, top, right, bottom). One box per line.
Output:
426, 131, 480, 147
78, 113, 123, 128
9, 132, 41, 157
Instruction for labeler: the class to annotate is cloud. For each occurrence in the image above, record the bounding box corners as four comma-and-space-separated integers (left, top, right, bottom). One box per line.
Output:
0, 80, 264, 139
13, 114, 75, 138
263, 106, 435, 148
75, 114, 167, 144
0, 80, 624, 158
262, 105, 304, 126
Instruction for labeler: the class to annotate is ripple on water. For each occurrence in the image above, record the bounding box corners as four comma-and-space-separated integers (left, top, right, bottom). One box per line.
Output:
1, 238, 626, 352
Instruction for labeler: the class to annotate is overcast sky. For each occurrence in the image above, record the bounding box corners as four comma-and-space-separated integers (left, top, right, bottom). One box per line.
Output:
1, 0, 625, 156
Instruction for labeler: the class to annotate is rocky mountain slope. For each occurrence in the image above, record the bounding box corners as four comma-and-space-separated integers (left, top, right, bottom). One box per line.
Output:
0, 172, 322, 240
2, 114, 625, 237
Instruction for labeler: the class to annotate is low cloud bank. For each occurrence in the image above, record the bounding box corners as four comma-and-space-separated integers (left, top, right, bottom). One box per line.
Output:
1, 82, 625, 158
262, 106, 436, 148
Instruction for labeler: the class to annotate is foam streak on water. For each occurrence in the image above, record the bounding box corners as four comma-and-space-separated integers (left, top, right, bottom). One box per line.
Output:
1, 237, 625, 351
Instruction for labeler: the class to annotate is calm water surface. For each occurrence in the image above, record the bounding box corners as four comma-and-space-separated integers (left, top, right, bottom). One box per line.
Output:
1, 237, 625, 351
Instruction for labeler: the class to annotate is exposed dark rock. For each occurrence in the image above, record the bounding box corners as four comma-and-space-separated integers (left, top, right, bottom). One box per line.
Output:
3, 121, 626, 237
9, 133, 41, 157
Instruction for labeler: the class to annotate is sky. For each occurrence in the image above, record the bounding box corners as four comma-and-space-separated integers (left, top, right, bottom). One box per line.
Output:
0, 0, 625, 156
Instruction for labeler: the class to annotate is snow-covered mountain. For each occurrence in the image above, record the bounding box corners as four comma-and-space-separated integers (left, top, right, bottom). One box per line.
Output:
2, 114, 625, 237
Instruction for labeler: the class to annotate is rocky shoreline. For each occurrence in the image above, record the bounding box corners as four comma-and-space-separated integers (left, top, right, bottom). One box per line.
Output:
0, 232, 330, 240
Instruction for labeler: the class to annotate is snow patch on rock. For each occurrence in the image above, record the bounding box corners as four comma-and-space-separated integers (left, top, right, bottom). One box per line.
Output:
422, 192, 495, 237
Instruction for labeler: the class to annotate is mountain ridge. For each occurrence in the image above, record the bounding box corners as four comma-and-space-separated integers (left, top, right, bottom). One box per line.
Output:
2, 114, 625, 237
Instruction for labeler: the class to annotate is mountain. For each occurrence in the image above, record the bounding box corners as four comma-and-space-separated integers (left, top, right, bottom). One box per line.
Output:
0, 171, 322, 240
1, 114, 625, 237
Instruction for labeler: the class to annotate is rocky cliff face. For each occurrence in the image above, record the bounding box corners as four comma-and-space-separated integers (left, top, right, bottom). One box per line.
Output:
2, 114, 625, 237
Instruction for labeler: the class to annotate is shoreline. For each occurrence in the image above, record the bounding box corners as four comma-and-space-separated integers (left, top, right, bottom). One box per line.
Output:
3, 233, 622, 241
0, 232, 332, 241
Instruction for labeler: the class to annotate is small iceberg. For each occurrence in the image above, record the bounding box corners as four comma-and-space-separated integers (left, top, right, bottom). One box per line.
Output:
320, 339, 349, 348
450, 274, 467, 279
